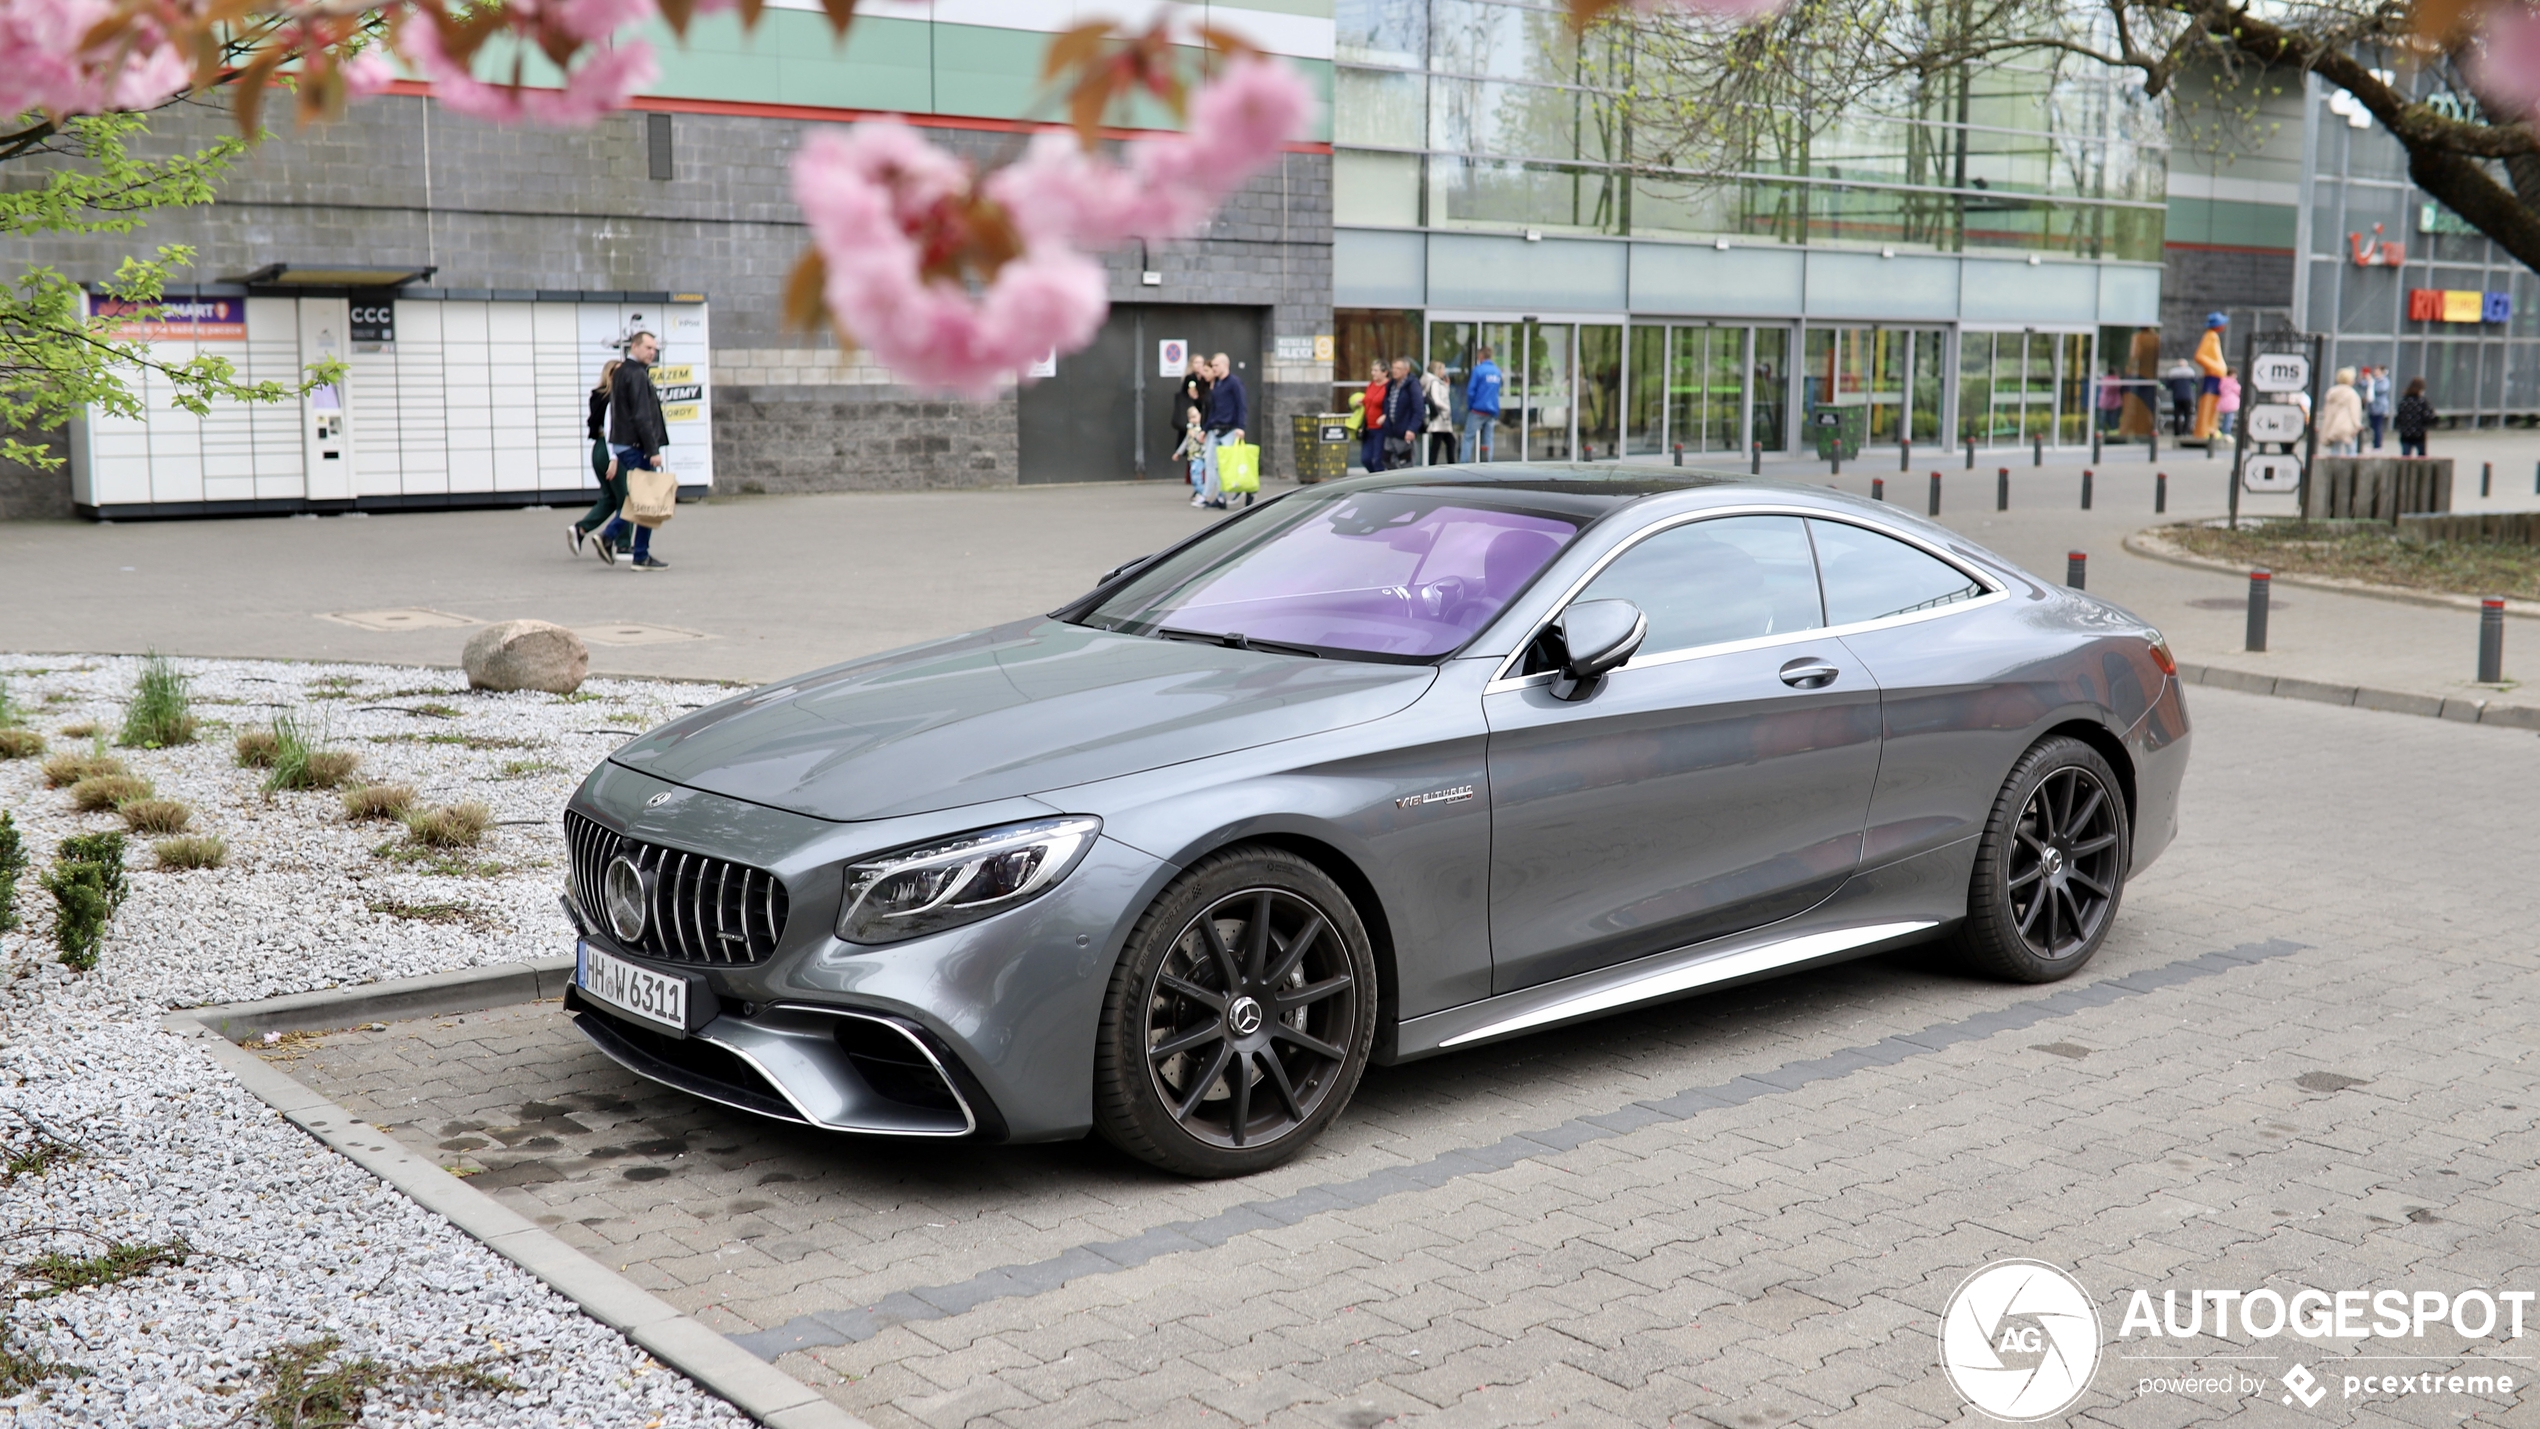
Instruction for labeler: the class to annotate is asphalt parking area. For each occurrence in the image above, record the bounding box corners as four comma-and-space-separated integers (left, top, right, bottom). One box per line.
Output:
285, 687, 2540, 1428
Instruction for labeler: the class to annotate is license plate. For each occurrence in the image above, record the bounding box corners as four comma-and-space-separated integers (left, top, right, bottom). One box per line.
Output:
578, 940, 687, 1034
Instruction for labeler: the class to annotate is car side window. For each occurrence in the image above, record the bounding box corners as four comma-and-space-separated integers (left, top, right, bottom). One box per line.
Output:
1807, 519, 1985, 626
1572, 515, 1824, 659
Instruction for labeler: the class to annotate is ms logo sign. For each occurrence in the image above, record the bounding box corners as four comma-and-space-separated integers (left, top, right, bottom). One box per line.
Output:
1941, 1261, 2103, 1420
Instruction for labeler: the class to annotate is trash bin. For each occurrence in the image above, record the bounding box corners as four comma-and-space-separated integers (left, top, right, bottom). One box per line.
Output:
1296, 413, 1351, 484
1809, 405, 1865, 463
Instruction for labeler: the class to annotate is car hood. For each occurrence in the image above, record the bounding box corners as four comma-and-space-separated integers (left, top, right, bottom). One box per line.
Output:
609, 619, 1437, 822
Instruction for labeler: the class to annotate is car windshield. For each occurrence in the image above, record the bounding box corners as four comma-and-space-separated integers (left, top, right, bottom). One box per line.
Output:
1078, 488, 1588, 660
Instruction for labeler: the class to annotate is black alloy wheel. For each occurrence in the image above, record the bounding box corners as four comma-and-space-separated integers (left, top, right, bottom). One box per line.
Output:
1094, 848, 1377, 1176
1957, 736, 2131, 983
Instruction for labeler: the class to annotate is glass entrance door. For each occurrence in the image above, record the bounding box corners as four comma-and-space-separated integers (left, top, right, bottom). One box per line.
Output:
1524, 322, 1573, 461
1805, 326, 1945, 448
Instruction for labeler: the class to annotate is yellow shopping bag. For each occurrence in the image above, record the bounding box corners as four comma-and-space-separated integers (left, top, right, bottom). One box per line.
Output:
1218, 442, 1260, 494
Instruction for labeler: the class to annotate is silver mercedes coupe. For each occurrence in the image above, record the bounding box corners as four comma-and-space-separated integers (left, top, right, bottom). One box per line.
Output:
560, 467, 2188, 1176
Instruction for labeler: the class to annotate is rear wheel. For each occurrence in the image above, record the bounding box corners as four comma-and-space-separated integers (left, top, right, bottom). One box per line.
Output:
1093, 848, 1377, 1177
1956, 736, 2129, 983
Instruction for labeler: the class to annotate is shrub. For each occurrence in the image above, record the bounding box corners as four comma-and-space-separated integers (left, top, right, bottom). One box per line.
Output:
69, 774, 153, 813
153, 835, 227, 871
41, 752, 126, 789
55, 722, 95, 739
0, 811, 24, 934
404, 801, 492, 848
44, 832, 126, 972
0, 678, 20, 729
0, 729, 41, 760
234, 729, 280, 767
264, 715, 358, 791
119, 799, 193, 835
116, 654, 197, 748
340, 784, 416, 822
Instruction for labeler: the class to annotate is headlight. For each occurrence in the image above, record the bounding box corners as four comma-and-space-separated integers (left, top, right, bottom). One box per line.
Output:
837, 816, 1102, 945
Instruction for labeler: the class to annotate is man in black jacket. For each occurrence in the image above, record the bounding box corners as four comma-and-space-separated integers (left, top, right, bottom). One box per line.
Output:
1383, 358, 1424, 466
1199, 352, 1248, 508
598, 331, 671, 570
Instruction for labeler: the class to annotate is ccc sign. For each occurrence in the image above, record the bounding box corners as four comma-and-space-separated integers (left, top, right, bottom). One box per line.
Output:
349, 302, 396, 345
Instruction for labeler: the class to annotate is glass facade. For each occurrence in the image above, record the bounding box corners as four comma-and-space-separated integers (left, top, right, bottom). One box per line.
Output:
2296, 71, 2539, 424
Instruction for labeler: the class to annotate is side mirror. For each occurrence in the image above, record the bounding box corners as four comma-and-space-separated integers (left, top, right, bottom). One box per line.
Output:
1545, 599, 1646, 701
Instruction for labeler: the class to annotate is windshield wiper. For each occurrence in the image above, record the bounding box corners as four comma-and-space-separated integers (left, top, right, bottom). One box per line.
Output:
1155, 626, 1321, 658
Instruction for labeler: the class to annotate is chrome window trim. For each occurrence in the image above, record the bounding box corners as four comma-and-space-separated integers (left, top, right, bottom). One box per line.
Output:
1484, 503, 2007, 693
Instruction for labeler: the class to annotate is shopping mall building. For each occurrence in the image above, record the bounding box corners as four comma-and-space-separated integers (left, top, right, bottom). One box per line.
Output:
5, 3, 2535, 520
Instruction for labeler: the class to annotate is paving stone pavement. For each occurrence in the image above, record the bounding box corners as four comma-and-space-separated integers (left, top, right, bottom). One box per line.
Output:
286, 686, 2540, 1427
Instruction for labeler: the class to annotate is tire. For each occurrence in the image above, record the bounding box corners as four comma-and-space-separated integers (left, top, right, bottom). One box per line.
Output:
1093, 847, 1378, 1177
1955, 736, 2131, 983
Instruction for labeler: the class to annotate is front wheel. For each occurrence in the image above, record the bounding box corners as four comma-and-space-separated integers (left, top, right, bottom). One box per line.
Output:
1955, 736, 2130, 983
1093, 848, 1377, 1177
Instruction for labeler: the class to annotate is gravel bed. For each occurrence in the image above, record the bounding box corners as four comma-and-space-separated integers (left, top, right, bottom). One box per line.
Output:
0, 654, 753, 1427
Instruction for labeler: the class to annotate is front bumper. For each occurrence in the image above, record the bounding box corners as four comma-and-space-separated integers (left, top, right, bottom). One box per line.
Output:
562, 764, 1176, 1142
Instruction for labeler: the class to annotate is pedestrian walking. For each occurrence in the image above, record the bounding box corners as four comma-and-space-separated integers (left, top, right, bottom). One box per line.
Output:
597, 330, 671, 570
2217, 366, 2241, 436
567, 359, 626, 564
1199, 351, 1248, 508
1382, 358, 1423, 472
2364, 366, 2391, 450
1176, 354, 1212, 502
2163, 357, 2199, 437
1422, 360, 1457, 465
1464, 346, 1502, 461
2318, 368, 2364, 455
1358, 360, 1390, 473
2395, 377, 2435, 457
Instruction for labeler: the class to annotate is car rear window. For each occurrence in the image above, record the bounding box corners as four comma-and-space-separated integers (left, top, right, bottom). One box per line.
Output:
1080, 489, 1587, 659
1808, 519, 1986, 625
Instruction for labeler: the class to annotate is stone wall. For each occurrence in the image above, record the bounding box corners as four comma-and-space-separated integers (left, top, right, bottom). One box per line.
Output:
0, 432, 71, 522
0, 96, 1334, 512
2160, 244, 2297, 359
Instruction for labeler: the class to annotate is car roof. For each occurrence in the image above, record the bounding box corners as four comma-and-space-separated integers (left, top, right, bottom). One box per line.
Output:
1325, 464, 1845, 521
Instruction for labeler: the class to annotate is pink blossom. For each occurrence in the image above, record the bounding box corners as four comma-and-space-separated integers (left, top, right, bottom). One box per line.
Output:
556, 0, 660, 45
2469, 2, 2540, 119
339, 51, 397, 98
791, 121, 1109, 397
0, 0, 189, 116
402, 19, 657, 127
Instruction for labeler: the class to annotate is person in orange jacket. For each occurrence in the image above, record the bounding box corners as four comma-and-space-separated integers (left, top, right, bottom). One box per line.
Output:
2191, 312, 2229, 441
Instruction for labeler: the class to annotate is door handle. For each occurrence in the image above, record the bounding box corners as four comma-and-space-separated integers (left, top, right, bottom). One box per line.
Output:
1779, 657, 1839, 689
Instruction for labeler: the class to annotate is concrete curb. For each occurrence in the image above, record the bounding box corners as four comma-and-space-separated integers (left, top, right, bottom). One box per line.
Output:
2174, 661, 2540, 730
2124, 525, 2540, 620
164, 962, 867, 1429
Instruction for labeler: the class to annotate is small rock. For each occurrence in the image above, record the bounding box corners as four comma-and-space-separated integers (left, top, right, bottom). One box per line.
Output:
462, 620, 589, 694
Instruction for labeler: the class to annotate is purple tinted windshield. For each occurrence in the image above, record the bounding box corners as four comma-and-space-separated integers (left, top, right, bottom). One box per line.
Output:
1087, 490, 1583, 658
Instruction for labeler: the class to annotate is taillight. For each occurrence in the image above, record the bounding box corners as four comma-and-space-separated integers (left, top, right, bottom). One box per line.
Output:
2146, 634, 2177, 677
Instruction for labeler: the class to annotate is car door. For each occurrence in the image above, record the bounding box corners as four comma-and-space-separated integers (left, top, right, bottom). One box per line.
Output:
1483, 513, 1884, 994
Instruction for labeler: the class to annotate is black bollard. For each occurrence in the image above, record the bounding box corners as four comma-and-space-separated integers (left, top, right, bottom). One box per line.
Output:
1871, 477, 1884, 502
1964, 436, 1975, 470
2066, 550, 2087, 589
1901, 439, 1911, 473
1832, 447, 1842, 477
1928, 471, 1942, 517
1674, 442, 1683, 468
2155, 470, 2167, 514
2148, 426, 2159, 462
1996, 467, 2009, 511
2081, 468, 2093, 510
2482, 461, 2492, 496
1751, 440, 1761, 475
2092, 426, 2102, 466
2247, 570, 2270, 652
2033, 435, 2044, 467
2480, 598, 2506, 683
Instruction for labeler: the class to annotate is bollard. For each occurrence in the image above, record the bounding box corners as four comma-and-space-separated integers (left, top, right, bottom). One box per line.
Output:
1929, 471, 1942, 517
2081, 468, 2093, 510
2148, 426, 2159, 462
2155, 470, 2167, 514
2066, 551, 2086, 589
1871, 477, 1884, 502
2480, 597, 2506, 683
2092, 426, 2102, 466
2246, 570, 2270, 652
1674, 442, 1683, 468
2033, 435, 2044, 467
1964, 436, 1975, 470
1832, 449, 1842, 477
1751, 440, 1762, 476
2482, 460, 2492, 496
1996, 467, 2009, 511
1901, 439, 1911, 472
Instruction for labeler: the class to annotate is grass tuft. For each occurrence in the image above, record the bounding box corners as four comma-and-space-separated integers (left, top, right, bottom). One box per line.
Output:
1, 1132, 80, 1187
404, 801, 492, 849
0, 677, 21, 728
367, 898, 479, 924
0, 811, 23, 934
68, 774, 153, 812
0, 1334, 85, 1396
116, 653, 197, 748
41, 752, 126, 788
55, 721, 96, 739
249, 1335, 514, 1429
0, 727, 45, 759
235, 728, 280, 767
118, 798, 193, 835
12, 1237, 189, 1299
264, 715, 358, 791
340, 784, 416, 822
497, 758, 562, 779
370, 841, 508, 878
153, 835, 227, 871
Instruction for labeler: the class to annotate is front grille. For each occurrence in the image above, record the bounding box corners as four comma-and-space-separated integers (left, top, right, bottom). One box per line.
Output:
566, 809, 790, 965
